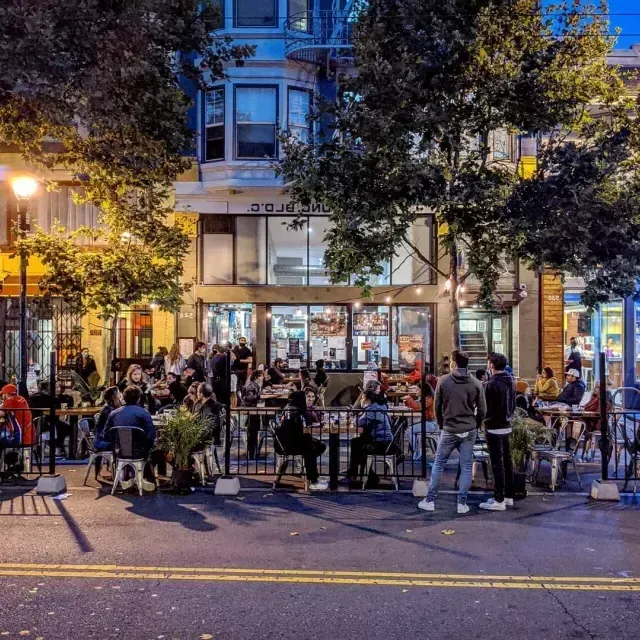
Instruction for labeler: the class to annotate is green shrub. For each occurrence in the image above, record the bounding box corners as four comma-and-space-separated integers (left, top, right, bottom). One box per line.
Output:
158, 406, 208, 470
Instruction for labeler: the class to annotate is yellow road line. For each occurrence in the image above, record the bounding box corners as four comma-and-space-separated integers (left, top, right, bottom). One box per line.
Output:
0, 564, 637, 591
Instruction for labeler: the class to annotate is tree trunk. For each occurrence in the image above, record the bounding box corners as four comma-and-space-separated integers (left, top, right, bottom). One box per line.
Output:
103, 315, 118, 386
450, 241, 461, 351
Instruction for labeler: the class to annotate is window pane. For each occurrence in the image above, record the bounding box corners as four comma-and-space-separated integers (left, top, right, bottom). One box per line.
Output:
309, 218, 348, 285
206, 126, 224, 161
563, 292, 595, 389
237, 124, 276, 158
392, 218, 433, 284
309, 306, 347, 370
353, 263, 390, 287
493, 129, 513, 160
204, 304, 254, 348
289, 0, 309, 31
202, 234, 233, 284
268, 217, 308, 284
352, 305, 390, 370
236, 0, 276, 27
601, 301, 623, 389
236, 217, 267, 284
236, 87, 276, 123
288, 89, 310, 142
392, 306, 431, 370
206, 89, 224, 125
270, 306, 308, 369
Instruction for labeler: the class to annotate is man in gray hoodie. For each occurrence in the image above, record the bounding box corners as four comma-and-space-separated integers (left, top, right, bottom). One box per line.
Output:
418, 350, 486, 515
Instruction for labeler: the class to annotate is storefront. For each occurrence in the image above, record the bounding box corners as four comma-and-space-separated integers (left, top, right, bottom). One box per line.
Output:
203, 303, 255, 348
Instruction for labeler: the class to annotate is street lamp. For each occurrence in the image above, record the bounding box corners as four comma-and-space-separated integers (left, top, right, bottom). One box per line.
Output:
11, 175, 38, 397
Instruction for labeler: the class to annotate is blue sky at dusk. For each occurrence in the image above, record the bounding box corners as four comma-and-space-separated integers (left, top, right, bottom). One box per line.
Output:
608, 0, 640, 48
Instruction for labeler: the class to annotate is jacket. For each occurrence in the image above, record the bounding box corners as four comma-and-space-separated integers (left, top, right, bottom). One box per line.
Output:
242, 380, 261, 407
168, 380, 187, 405
557, 379, 586, 406
106, 404, 156, 458
484, 371, 516, 433
194, 398, 222, 445
405, 395, 436, 421
186, 353, 206, 382
95, 403, 115, 444
534, 377, 560, 401
1, 395, 35, 445
357, 402, 393, 442
434, 369, 486, 434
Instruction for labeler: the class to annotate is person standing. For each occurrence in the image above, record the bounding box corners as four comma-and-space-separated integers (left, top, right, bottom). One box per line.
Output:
564, 337, 583, 377
148, 347, 168, 381
479, 352, 515, 512
75, 348, 99, 386
209, 345, 230, 407
232, 337, 253, 388
186, 342, 207, 386
418, 350, 486, 515
165, 343, 186, 377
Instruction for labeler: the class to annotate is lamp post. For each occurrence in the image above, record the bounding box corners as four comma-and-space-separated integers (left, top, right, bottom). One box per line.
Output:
11, 176, 38, 398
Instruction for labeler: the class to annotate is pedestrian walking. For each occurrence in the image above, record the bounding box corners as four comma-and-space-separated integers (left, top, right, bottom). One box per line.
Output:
418, 350, 486, 515
479, 352, 515, 511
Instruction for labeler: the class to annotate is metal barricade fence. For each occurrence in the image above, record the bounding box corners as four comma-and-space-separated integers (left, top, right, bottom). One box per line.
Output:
607, 408, 640, 492
0, 406, 50, 480
224, 406, 436, 486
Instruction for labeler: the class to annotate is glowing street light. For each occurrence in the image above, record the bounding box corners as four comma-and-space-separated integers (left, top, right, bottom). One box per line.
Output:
11, 175, 38, 200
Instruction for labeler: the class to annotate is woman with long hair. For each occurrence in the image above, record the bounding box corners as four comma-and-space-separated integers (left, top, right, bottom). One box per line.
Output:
165, 343, 186, 377
118, 364, 153, 411
533, 367, 560, 401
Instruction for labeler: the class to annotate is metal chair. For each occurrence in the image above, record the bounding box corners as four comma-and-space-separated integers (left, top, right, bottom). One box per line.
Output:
532, 420, 586, 491
79, 419, 114, 485
110, 426, 154, 496
271, 420, 308, 491
362, 420, 403, 491
191, 451, 208, 486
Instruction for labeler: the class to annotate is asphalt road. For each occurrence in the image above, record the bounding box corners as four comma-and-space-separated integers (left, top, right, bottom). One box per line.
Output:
0, 486, 638, 640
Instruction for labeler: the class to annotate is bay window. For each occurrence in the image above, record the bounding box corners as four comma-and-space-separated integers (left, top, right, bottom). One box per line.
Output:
235, 0, 276, 27
288, 87, 311, 143
235, 86, 277, 159
205, 87, 225, 161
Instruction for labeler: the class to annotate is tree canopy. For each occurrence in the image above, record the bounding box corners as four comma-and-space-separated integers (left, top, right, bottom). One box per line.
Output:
277, 0, 624, 347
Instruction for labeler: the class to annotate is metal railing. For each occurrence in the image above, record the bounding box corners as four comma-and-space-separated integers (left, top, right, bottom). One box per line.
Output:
284, 10, 354, 63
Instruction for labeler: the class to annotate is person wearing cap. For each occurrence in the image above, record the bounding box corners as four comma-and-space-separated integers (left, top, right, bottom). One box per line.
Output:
0, 384, 35, 448
556, 369, 586, 407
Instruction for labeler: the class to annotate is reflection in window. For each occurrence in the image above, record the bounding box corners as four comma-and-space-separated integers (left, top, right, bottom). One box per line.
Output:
288, 0, 310, 31
309, 306, 347, 370
236, 0, 276, 27
205, 87, 225, 161
493, 129, 514, 160
204, 304, 254, 348
267, 217, 308, 285
235, 86, 277, 159
202, 233, 233, 284
236, 217, 267, 284
288, 88, 311, 142
270, 306, 308, 369
352, 305, 390, 370
392, 219, 433, 285
392, 306, 431, 370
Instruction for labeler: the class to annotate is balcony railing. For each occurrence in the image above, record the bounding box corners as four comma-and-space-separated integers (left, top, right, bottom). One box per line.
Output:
284, 10, 354, 63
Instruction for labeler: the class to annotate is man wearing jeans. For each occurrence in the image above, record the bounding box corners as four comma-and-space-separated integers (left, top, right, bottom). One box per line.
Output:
480, 352, 515, 511
418, 350, 486, 515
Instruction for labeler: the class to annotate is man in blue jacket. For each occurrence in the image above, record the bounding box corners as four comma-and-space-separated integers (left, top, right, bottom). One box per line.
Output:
480, 353, 516, 512
107, 385, 156, 491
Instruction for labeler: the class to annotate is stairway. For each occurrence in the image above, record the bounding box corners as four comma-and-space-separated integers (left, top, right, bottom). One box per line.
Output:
460, 332, 488, 373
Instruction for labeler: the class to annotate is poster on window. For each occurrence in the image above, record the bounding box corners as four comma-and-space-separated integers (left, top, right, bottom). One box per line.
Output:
288, 338, 300, 355
287, 357, 301, 370
398, 334, 423, 367
353, 313, 389, 336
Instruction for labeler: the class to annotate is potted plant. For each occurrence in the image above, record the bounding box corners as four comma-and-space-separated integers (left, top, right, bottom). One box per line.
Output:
158, 406, 208, 491
510, 409, 554, 498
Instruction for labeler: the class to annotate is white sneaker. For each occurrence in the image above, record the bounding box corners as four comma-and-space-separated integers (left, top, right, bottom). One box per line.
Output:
504, 498, 514, 507
309, 481, 328, 491
479, 498, 506, 511
418, 499, 435, 512
457, 503, 470, 514
141, 480, 156, 492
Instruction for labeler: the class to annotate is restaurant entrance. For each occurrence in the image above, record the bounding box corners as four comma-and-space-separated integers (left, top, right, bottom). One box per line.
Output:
459, 310, 512, 372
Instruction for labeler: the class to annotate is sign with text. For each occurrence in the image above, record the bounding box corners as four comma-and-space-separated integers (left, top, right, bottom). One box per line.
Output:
353, 312, 389, 337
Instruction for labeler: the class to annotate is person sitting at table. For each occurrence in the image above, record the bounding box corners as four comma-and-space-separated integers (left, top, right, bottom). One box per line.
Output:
90, 386, 122, 478
184, 383, 199, 412
533, 367, 560, 401
166, 372, 187, 406
268, 358, 286, 385
276, 391, 327, 491
194, 383, 222, 447
407, 360, 423, 385
1, 383, 35, 451
243, 370, 264, 459
556, 369, 586, 407
106, 385, 156, 492
581, 380, 614, 457
314, 360, 328, 388
304, 387, 322, 425
29, 381, 75, 458
118, 364, 155, 413
299, 368, 317, 392
404, 382, 438, 461
346, 389, 398, 486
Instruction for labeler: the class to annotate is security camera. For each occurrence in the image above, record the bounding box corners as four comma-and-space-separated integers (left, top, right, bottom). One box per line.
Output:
519, 283, 527, 291
519, 290, 528, 299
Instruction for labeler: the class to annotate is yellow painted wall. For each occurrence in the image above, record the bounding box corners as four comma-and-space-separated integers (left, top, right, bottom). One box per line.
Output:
152, 310, 176, 351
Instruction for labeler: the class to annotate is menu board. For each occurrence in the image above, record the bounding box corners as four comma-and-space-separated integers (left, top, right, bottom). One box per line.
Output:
353, 312, 389, 336
398, 334, 423, 355
310, 313, 346, 337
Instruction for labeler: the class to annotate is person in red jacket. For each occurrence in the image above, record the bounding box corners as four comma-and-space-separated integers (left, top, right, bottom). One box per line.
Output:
0, 384, 35, 446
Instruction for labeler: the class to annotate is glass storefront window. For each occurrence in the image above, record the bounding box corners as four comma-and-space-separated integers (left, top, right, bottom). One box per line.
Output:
352, 305, 391, 370
236, 217, 267, 284
204, 304, 254, 350
267, 217, 308, 285
601, 301, 624, 388
635, 302, 640, 383
309, 305, 348, 369
392, 306, 431, 370
270, 305, 308, 369
391, 219, 433, 285
459, 310, 512, 374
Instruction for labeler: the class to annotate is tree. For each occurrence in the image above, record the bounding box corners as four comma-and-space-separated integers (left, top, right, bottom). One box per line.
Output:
277, 0, 623, 349
507, 101, 640, 309
0, 1, 253, 377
